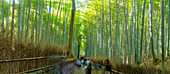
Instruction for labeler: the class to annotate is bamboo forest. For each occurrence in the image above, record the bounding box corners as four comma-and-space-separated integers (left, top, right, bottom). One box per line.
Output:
0, 0, 169, 74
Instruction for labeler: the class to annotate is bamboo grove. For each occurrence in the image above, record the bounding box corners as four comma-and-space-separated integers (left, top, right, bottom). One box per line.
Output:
76, 0, 169, 67
0, 0, 73, 45
0, 0, 169, 72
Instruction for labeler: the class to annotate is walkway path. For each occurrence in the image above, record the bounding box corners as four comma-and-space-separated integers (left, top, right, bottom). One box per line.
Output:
74, 67, 104, 74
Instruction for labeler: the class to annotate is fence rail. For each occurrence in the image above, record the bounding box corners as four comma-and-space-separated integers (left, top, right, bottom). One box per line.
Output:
17, 63, 60, 73
0, 55, 68, 73
0, 55, 66, 63
18, 58, 75, 74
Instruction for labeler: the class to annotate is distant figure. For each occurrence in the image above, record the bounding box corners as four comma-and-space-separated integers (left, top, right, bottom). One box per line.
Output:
86, 58, 92, 74
86, 58, 91, 66
81, 57, 84, 60
77, 58, 81, 67
81, 57, 84, 66
96, 61, 102, 70
83, 58, 87, 68
105, 59, 111, 74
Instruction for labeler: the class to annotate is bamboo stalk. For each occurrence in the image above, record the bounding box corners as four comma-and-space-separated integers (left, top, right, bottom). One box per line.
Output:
161, 0, 165, 73
1, 0, 4, 35
140, 0, 146, 63
6, 0, 11, 36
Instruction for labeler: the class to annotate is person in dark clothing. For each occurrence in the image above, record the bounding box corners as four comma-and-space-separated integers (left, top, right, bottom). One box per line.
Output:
105, 59, 111, 74
81, 57, 84, 60
83, 58, 87, 67
86, 61, 92, 74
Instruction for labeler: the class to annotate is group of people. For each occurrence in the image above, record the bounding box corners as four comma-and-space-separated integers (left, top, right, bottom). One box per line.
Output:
76, 57, 111, 74
76, 57, 92, 74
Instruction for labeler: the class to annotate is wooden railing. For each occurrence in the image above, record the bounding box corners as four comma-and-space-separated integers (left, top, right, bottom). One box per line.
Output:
18, 58, 75, 74
0, 55, 66, 73
0, 55, 66, 63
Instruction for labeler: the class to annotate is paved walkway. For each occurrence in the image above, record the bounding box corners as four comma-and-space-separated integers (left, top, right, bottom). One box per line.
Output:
74, 67, 104, 74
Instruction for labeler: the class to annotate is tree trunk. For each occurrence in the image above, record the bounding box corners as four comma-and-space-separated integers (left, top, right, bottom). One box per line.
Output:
68, 0, 76, 58
77, 38, 80, 58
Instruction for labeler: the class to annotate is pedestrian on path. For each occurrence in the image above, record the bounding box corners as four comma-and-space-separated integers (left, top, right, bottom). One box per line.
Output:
86, 58, 92, 74
83, 58, 87, 68
77, 58, 82, 67
104, 59, 111, 74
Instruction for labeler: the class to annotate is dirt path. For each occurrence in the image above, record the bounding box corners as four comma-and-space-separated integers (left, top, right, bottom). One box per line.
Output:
74, 67, 104, 74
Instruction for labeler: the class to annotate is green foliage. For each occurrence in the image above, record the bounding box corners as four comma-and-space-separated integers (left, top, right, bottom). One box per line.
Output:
0, 0, 169, 65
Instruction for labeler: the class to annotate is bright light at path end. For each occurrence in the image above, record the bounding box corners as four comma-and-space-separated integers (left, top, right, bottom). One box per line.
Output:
78, 0, 85, 3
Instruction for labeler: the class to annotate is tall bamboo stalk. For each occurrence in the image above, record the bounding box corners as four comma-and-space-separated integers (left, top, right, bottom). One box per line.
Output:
168, 0, 170, 57
11, 0, 15, 49
21, 0, 27, 41
104, 0, 107, 57
40, 0, 45, 42
26, 0, 32, 40
31, 10, 35, 42
38, 0, 42, 43
100, 0, 104, 56
62, 1, 66, 45
88, 23, 90, 57
137, 0, 140, 61
95, 1, 99, 57
145, 18, 148, 60
58, 2, 62, 45
35, 0, 38, 42
156, 12, 160, 57
150, 0, 155, 58
64, 0, 68, 45
1, 0, 4, 34
18, 0, 22, 40
92, 8, 95, 57
129, 6, 133, 64
20, 0, 24, 40
123, 0, 130, 64
133, 0, 138, 64
114, 0, 118, 59
140, 0, 146, 63
54, 0, 61, 44
109, 0, 112, 58
161, 0, 165, 73
47, 0, 52, 44
6, 0, 11, 36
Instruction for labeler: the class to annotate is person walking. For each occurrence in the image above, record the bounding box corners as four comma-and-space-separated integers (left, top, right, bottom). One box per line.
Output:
86, 58, 92, 74
77, 58, 82, 67
105, 59, 111, 74
83, 58, 87, 68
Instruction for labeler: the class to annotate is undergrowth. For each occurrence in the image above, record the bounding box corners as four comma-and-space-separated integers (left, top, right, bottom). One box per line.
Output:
0, 34, 69, 73
92, 56, 170, 74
